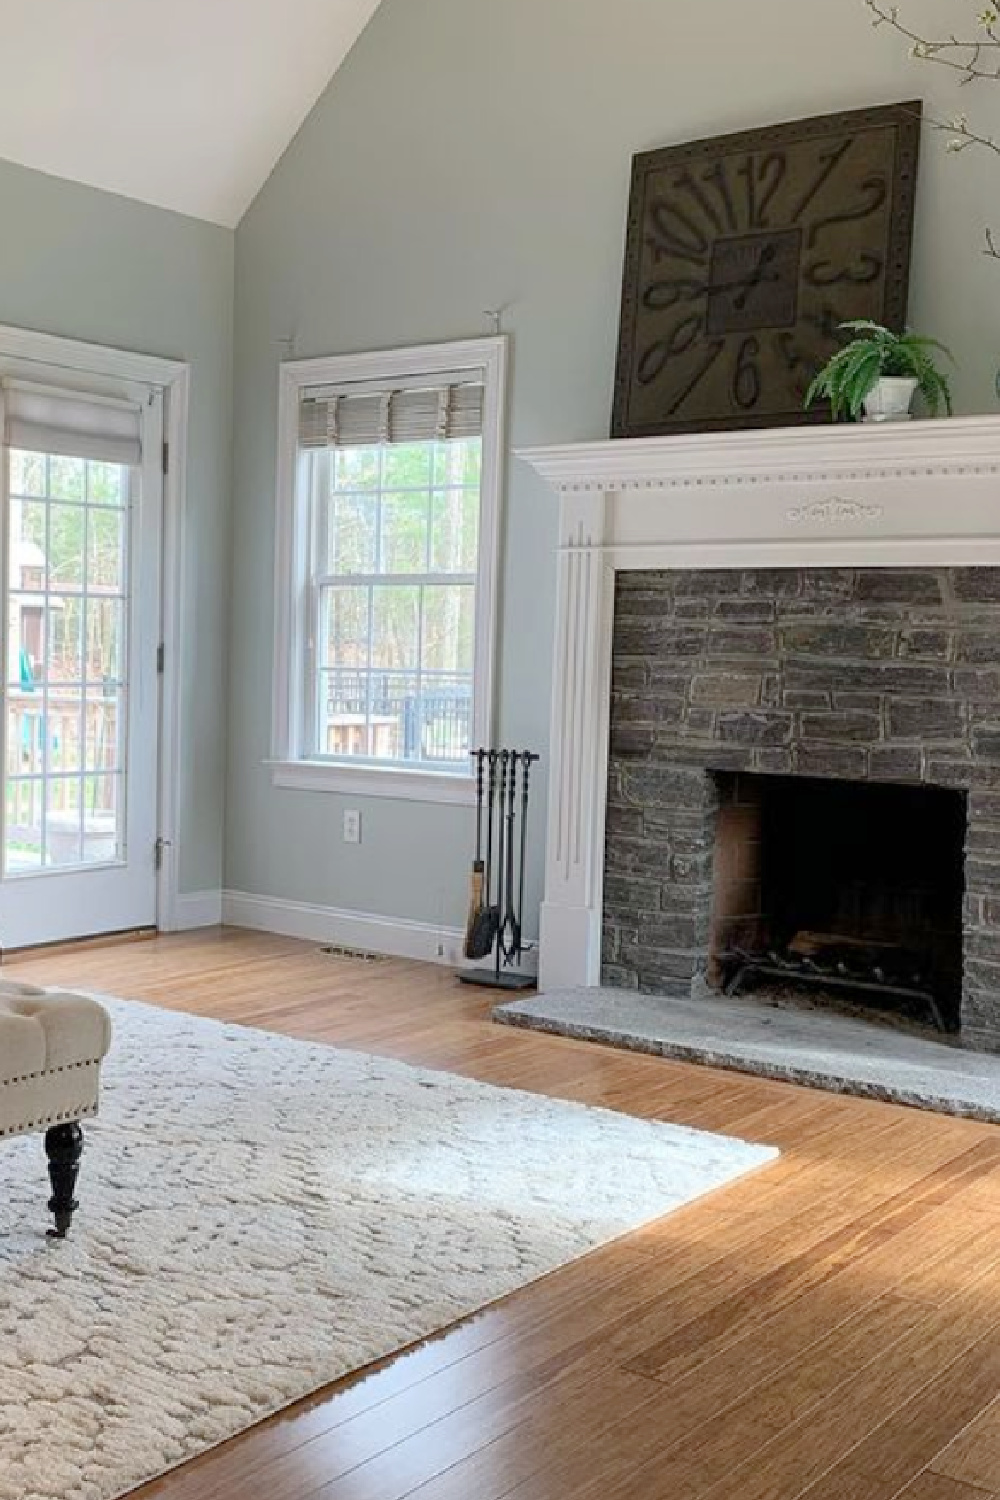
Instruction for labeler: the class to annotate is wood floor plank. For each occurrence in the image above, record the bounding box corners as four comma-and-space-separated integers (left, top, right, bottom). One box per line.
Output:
417, 1291, 926, 1500
622, 1139, 1000, 1379
793, 1330, 1000, 1500
9, 929, 1000, 1500
931, 1397, 1000, 1493
899, 1474, 1000, 1500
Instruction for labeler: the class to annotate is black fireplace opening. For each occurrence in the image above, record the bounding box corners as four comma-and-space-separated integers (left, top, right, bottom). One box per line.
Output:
708, 772, 968, 1034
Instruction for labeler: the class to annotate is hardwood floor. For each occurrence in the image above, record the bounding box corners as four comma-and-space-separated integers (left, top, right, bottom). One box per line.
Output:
10, 927, 1000, 1500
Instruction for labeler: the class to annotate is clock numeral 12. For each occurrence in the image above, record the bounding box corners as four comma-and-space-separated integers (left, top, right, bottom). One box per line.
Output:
735, 153, 786, 230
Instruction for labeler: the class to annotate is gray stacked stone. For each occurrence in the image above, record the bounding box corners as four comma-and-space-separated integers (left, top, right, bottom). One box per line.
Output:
604, 568, 1000, 1051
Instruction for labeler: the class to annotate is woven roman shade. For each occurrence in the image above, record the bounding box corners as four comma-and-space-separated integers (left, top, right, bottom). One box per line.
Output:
3, 380, 143, 466
299, 381, 484, 450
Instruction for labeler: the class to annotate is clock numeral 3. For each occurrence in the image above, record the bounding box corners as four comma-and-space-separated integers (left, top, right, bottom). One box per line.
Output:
804, 253, 883, 287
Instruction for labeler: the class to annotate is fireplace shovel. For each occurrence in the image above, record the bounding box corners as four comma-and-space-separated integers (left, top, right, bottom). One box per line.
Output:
465, 749, 499, 960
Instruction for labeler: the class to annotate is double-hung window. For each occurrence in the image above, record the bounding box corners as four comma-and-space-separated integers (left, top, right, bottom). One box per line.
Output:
271, 338, 506, 803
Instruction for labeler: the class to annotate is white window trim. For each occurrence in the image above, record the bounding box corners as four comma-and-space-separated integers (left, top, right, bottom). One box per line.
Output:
269, 335, 507, 803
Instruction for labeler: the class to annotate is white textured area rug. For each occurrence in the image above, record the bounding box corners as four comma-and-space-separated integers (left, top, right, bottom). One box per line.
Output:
0, 997, 777, 1500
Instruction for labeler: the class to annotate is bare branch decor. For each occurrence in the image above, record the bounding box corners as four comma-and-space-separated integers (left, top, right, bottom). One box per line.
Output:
865, 1, 1000, 256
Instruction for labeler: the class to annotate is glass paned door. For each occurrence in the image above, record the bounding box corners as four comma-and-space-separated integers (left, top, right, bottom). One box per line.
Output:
0, 388, 162, 948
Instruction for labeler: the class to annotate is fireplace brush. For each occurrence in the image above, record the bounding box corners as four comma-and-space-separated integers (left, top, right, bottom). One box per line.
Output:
461, 746, 540, 991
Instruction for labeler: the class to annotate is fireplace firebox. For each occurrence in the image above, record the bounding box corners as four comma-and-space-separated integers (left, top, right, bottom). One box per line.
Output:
707, 772, 967, 1033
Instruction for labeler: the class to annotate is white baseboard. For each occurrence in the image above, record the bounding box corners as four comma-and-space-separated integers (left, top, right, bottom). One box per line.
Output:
221, 889, 538, 974
173, 890, 224, 930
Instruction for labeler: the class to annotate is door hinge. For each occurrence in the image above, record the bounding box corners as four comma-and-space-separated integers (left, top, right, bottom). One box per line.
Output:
154, 836, 172, 873
161, 440, 169, 475
156, 643, 165, 675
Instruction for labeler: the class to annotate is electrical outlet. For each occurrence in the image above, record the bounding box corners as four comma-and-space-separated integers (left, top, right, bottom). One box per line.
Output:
343, 809, 361, 845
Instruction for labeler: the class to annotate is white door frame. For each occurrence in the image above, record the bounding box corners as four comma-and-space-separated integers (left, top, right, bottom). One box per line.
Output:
0, 322, 190, 934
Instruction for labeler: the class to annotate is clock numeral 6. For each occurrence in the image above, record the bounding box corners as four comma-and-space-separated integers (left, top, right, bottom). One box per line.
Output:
732, 337, 761, 410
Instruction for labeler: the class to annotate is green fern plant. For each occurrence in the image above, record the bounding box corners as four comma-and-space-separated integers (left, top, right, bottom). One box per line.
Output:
804, 321, 954, 421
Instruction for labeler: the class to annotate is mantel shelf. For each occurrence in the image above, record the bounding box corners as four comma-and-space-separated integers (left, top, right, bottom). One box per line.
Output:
518, 414, 1000, 495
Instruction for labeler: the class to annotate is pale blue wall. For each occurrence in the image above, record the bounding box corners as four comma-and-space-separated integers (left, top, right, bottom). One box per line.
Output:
228, 0, 1000, 934
0, 157, 234, 896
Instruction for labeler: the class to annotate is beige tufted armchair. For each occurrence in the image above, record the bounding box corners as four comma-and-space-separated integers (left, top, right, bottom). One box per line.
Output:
0, 982, 112, 1235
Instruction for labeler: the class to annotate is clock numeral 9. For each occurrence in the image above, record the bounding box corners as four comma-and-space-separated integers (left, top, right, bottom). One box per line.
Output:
637, 315, 702, 385
732, 337, 761, 410
642, 277, 706, 312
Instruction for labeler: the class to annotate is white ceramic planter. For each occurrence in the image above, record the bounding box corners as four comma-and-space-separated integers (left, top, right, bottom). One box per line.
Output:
863, 376, 918, 423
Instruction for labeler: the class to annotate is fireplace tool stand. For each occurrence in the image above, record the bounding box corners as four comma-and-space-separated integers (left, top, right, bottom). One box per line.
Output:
460, 747, 540, 991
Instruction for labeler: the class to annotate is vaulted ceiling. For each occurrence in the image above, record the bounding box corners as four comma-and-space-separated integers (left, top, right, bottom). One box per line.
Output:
0, 0, 384, 227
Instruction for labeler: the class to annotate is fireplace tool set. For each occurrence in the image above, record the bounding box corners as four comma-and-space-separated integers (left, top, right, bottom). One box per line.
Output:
461, 747, 540, 991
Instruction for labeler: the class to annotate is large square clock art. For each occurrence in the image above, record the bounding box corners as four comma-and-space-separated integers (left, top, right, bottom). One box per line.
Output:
611, 102, 922, 437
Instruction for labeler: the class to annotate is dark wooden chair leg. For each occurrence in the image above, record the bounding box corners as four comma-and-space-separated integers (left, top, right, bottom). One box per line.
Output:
45, 1122, 84, 1239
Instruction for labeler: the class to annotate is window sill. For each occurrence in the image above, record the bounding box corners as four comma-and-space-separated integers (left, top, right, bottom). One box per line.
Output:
267, 759, 476, 806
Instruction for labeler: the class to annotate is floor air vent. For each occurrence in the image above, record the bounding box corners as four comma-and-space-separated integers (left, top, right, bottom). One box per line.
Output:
318, 944, 389, 963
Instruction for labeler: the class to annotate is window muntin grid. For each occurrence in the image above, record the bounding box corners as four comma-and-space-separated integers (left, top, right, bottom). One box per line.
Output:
306, 437, 482, 770
5, 449, 130, 875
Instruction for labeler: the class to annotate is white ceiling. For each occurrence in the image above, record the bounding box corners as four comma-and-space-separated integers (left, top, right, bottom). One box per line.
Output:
0, 0, 384, 227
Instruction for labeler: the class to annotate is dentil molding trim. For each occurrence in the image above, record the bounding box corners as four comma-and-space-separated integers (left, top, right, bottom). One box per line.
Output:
519, 415, 1000, 494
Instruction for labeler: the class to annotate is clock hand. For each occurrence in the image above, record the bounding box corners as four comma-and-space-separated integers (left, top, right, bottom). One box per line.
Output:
732, 242, 779, 311
706, 268, 781, 300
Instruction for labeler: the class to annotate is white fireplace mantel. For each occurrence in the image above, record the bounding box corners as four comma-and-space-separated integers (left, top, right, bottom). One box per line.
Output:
519, 415, 1000, 993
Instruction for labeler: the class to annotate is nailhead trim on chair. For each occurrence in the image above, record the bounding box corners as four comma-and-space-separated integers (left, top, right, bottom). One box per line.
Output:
0, 1056, 103, 1087
0, 1102, 97, 1138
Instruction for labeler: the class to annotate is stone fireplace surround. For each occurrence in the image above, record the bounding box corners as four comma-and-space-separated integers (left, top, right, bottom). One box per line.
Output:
520, 417, 1000, 1054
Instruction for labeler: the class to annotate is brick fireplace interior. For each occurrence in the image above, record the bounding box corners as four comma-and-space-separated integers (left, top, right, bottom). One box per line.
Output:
603, 566, 1000, 1052
707, 772, 967, 1034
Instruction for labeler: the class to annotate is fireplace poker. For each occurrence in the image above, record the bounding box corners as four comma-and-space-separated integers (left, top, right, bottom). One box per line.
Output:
501, 752, 520, 964
494, 750, 510, 981
515, 752, 539, 963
